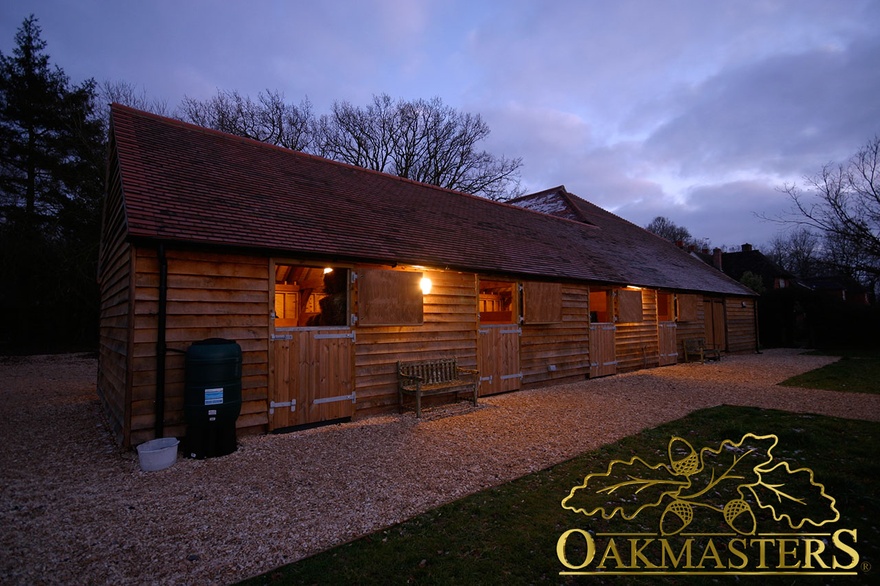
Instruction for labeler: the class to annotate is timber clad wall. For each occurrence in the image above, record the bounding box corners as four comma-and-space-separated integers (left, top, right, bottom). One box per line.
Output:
615, 289, 660, 373
353, 270, 478, 416
97, 149, 132, 446
520, 284, 590, 387
674, 295, 706, 357
100, 243, 758, 447
726, 297, 757, 353
128, 249, 270, 446
96, 245, 132, 445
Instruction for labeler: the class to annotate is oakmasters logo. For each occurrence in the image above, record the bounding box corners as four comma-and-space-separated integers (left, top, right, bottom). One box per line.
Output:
557, 433, 866, 577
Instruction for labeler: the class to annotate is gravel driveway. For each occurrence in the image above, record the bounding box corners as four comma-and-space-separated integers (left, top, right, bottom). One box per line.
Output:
2, 349, 878, 585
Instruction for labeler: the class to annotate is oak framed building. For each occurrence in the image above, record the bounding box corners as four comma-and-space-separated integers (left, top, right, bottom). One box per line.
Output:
98, 105, 757, 448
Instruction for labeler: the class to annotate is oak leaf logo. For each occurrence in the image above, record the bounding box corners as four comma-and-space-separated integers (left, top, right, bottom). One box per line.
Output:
561, 434, 839, 535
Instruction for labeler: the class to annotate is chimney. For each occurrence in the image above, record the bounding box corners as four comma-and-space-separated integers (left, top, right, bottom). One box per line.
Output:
741, 243, 753, 252
675, 240, 684, 249
687, 244, 696, 252
713, 247, 723, 271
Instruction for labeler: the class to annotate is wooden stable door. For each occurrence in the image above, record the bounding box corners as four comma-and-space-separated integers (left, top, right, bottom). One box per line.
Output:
658, 321, 678, 366
478, 324, 522, 396
589, 323, 617, 378
270, 327, 355, 430
704, 298, 726, 351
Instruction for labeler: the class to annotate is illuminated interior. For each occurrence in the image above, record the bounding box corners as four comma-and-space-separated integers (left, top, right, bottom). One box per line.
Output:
274, 265, 349, 327
589, 289, 612, 323
479, 280, 515, 323
657, 291, 673, 321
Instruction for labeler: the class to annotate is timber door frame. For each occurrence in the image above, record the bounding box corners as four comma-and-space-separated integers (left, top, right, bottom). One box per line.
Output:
704, 297, 727, 351
589, 323, 617, 377
270, 327, 355, 430
588, 287, 617, 377
478, 324, 522, 396
477, 278, 522, 396
658, 321, 678, 366
269, 261, 356, 431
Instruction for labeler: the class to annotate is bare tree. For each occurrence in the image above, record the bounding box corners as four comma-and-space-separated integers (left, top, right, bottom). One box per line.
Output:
314, 94, 522, 200
178, 89, 313, 151
177, 91, 522, 200
645, 216, 693, 245
777, 136, 880, 285
766, 227, 821, 278
99, 80, 169, 118
313, 94, 396, 171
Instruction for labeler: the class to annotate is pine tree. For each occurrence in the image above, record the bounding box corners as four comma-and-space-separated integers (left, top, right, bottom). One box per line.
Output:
0, 15, 105, 350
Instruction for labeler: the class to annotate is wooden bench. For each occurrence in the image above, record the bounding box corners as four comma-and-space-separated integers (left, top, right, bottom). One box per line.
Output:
683, 338, 722, 363
398, 358, 479, 418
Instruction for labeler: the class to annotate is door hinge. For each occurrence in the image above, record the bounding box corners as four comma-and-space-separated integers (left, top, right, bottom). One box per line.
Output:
313, 392, 356, 405
269, 400, 296, 414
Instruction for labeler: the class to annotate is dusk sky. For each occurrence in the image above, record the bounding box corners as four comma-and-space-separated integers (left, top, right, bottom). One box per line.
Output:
3, 0, 878, 250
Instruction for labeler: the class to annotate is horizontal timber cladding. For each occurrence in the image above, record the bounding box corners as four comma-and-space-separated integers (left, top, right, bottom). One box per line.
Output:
674, 294, 707, 358
353, 269, 479, 416
97, 151, 133, 446
128, 247, 271, 446
614, 288, 661, 373
726, 297, 757, 353
520, 283, 590, 386
97, 244, 133, 446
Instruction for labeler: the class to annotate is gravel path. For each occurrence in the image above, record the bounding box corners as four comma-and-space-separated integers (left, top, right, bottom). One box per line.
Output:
1, 349, 878, 585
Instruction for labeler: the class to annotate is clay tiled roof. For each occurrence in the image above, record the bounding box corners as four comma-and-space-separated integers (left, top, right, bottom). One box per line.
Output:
110, 105, 754, 295
509, 188, 755, 295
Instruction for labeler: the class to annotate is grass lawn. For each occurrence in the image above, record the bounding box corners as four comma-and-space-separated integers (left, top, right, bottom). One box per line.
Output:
781, 347, 880, 395
240, 359, 879, 585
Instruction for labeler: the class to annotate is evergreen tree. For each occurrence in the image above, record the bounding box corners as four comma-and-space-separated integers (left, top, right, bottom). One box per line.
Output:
0, 15, 105, 351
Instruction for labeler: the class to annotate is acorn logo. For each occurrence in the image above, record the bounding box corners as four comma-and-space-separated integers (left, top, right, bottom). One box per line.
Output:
561, 433, 840, 536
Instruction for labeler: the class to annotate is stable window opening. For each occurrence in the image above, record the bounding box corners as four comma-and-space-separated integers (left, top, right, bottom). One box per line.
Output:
479, 280, 516, 324
274, 265, 349, 327
589, 289, 612, 323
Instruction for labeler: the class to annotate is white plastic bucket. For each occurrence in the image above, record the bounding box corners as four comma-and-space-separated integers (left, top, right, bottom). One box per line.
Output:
136, 437, 180, 472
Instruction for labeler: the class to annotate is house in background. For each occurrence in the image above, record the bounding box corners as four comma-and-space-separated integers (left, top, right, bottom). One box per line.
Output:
801, 275, 871, 305
98, 105, 757, 448
713, 243, 797, 291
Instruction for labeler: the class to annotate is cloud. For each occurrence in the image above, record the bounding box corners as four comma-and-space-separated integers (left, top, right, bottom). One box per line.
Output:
641, 32, 880, 180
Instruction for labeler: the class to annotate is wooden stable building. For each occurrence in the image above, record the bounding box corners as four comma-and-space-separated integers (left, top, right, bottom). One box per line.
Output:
98, 105, 757, 448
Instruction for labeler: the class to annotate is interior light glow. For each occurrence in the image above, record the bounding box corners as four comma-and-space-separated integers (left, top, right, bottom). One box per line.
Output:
323, 267, 333, 274
420, 277, 432, 295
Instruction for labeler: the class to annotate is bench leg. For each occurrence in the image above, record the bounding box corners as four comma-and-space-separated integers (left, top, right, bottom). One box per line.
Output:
415, 391, 422, 418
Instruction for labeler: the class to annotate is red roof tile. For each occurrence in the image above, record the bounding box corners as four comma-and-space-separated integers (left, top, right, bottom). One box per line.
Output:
109, 104, 754, 296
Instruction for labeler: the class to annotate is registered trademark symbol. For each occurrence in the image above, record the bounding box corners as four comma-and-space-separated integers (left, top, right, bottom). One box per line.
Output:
862, 561, 872, 572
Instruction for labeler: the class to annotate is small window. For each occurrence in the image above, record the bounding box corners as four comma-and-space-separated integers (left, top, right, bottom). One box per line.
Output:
274, 264, 349, 327
480, 280, 515, 324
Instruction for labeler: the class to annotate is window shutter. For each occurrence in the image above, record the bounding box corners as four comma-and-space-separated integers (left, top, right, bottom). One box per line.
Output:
358, 269, 424, 326
523, 282, 562, 324
677, 294, 698, 322
617, 289, 643, 323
